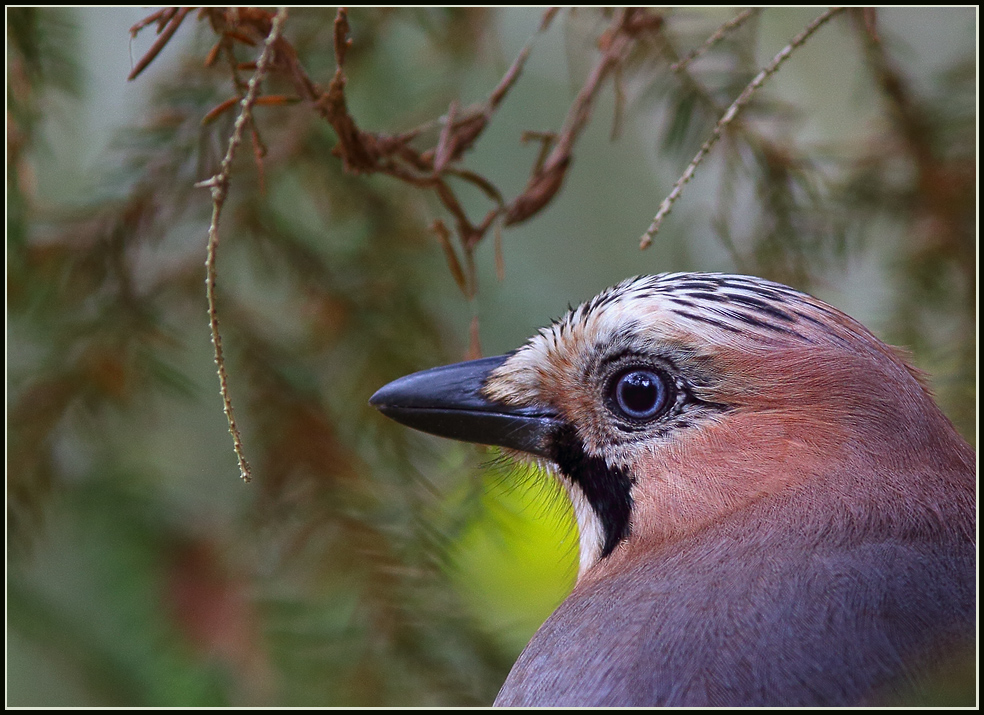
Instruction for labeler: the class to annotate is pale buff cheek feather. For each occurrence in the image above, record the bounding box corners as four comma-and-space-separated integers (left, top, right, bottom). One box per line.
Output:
557, 476, 605, 575
491, 449, 605, 579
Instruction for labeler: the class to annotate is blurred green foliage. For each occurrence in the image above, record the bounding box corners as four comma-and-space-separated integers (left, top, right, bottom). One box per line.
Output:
7, 7, 976, 707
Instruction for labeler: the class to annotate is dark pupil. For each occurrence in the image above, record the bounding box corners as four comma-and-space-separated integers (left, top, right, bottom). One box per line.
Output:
617, 370, 664, 418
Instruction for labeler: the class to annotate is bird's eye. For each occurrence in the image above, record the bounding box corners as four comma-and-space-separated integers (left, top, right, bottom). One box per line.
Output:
608, 368, 670, 421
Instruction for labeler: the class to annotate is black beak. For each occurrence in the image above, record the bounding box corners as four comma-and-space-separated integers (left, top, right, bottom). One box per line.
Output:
369, 355, 561, 459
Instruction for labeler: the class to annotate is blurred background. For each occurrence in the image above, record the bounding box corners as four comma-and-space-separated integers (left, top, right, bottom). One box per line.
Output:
7, 7, 976, 706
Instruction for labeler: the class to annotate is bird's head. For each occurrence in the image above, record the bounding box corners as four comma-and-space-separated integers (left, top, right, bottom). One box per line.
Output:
371, 273, 962, 578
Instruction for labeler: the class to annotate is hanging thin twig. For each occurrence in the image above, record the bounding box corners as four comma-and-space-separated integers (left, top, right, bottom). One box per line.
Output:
640, 7, 845, 249
670, 8, 760, 73
195, 7, 289, 482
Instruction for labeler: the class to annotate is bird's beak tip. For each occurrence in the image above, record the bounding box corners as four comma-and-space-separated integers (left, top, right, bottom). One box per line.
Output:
368, 386, 386, 409
368, 356, 559, 459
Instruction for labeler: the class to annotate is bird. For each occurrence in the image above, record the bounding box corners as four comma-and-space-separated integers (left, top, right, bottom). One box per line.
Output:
369, 272, 976, 706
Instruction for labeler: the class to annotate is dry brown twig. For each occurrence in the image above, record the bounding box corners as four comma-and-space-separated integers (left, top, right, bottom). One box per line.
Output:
127, 7, 667, 290
505, 8, 663, 226
670, 8, 760, 73
127, 7, 192, 82
639, 7, 846, 249
194, 6, 289, 483
309, 8, 667, 293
